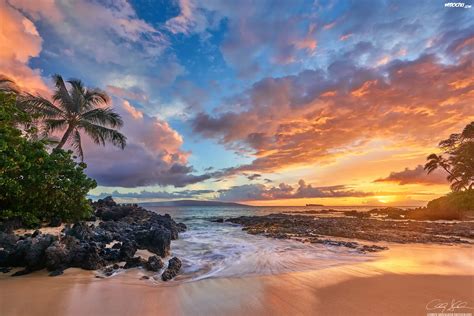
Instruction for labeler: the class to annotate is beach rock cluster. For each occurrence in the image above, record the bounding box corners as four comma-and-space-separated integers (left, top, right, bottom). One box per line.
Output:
161, 257, 182, 281
218, 213, 473, 250
0, 197, 184, 281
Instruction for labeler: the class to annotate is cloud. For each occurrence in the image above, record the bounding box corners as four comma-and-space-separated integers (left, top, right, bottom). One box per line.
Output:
246, 173, 261, 181
106, 85, 148, 104
217, 1, 318, 75
83, 100, 211, 187
374, 165, 448, 185
339, 33, 352, 41
192, 35, 474, 176
89, 189, 214, 200
11, 0, 167, 65
162, 1, 320, 76
0, 1, 209, 189
7, 0, 182, 107
0, 0, 49, 94
166, 0, 208, 35
217, 179, 372, 202
160, 0, 472, 80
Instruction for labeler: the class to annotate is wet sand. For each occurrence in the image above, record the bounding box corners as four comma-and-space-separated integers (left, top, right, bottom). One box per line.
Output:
0, 244, 473, 316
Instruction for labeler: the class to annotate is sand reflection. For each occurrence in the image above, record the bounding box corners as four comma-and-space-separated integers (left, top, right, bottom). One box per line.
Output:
0, 244, 472, 316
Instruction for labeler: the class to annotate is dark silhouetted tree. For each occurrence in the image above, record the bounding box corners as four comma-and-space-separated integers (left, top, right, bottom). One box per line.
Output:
425, 122, 474, 191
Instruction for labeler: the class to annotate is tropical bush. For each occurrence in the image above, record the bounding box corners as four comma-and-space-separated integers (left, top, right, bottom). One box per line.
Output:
0, 92, 97, 227
408, 190, 474, 220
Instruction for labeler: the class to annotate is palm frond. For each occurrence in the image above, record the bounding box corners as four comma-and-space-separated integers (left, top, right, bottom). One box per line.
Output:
72, 129, 84, 161
52, 74, 75, 113
18, 93, 64, 117
68, 79, 86, 113
43, 118, 67, 136
81, 107, 124, 128
426, 153, 440, 160
80, 122, 126, 149
83, 88, 110, 108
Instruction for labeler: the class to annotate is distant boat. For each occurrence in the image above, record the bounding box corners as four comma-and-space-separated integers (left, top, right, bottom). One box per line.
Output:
306, 204, 324, 206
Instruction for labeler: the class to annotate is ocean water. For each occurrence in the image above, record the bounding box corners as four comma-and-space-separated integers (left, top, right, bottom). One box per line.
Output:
148, 206, 378, 281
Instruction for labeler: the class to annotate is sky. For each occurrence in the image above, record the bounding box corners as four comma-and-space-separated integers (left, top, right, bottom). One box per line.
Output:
1, 0, 473, 206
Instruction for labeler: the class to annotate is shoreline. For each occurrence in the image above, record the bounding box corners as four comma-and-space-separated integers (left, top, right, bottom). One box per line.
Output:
1, 244, 472, 315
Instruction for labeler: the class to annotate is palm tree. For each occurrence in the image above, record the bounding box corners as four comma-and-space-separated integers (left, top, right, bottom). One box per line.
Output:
424, 121, 474, 192
424, 154, 451, 175
19, 74, 126, 160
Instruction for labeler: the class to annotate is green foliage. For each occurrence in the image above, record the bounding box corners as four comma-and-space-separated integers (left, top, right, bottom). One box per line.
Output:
0, 92, 97, 227
408, 191, 474, 220
427, 190, 474, 213
425, 122, 474, 191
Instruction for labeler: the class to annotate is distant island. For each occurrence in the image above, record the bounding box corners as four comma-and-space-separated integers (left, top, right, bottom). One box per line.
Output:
306, 204, 324, 206
139, 200, 250, 207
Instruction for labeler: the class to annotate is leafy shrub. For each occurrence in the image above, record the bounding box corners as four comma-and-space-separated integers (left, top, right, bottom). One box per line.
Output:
408, 190, 474, 220
0, 93, 97, 227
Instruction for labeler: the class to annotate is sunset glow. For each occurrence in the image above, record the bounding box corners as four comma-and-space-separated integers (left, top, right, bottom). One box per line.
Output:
1, 0, 472, 206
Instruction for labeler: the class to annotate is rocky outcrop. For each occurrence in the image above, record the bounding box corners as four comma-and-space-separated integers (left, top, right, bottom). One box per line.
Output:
134, 228, 171, 257
0, 197, 186, 279
161, 257, 182, 281
123, 256, 147, 269
222, 213, 473, 249
145, 255, 164, 272
119, 240, 137, 260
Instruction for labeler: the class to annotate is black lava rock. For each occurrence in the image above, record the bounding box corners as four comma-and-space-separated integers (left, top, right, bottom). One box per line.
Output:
134, 228, 171, 258
145, 255, 164, 272
161, 257, 182, 281
123, 256, 146, 269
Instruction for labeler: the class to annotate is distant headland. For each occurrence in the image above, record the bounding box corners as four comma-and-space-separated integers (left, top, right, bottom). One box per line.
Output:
139, 200, 250, 207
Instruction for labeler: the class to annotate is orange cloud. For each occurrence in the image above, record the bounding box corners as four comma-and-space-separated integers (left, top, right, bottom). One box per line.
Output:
122, 100, 143, 119
0, 0, 49, 95
451, 35, 474, 53
321, 90, 337, 97
193, 51, 474, 177
295, 38, 317, 52
376, 56, 390, 66
351, 80, 377, 97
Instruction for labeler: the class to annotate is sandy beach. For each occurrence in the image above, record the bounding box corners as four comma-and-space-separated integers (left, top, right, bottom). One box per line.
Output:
1, 244, 472, 316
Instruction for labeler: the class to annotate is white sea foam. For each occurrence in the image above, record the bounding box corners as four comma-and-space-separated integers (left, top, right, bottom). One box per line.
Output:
149, 206, 377, 281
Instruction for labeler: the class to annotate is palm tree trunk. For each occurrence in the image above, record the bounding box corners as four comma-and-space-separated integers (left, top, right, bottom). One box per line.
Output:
56, 125, 74, 149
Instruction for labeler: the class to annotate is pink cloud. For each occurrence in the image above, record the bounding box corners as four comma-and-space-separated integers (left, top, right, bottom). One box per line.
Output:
339, 33, 352, 41
0, 0, 49, 95
107, 85, 149, 103
83, 100, 210, 187
165, 0, 208, 35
